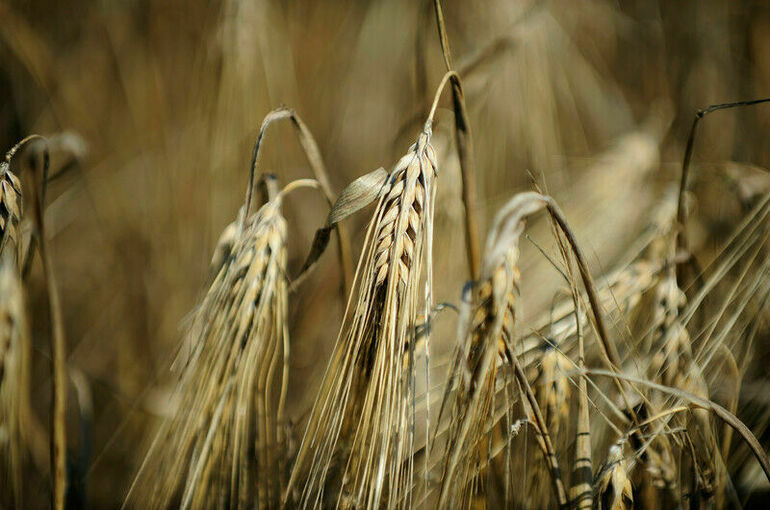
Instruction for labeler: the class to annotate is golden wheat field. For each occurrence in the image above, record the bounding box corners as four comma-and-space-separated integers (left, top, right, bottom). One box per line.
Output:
2, 0, 770, 508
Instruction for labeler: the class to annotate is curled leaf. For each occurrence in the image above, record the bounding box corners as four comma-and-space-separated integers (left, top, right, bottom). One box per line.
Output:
293, 167, 388, 286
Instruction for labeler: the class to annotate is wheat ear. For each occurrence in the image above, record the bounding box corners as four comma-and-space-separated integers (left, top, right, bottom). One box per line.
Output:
126, 114, 336, 507
283, 73, 463, 506
128, 177, 311, 508
439, 192, 569, 507
1, 137, 32, 267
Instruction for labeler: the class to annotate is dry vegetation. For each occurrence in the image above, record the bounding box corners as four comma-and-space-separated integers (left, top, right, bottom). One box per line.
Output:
1, 0, 770, 508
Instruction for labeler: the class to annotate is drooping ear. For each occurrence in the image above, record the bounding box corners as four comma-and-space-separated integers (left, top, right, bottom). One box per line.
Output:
480, 191, 546, 280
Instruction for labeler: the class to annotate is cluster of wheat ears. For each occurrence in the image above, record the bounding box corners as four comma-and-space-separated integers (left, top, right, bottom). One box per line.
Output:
2, 1, 770, 509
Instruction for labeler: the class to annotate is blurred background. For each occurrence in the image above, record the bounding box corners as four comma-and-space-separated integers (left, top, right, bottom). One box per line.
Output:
2, 0, 770, 507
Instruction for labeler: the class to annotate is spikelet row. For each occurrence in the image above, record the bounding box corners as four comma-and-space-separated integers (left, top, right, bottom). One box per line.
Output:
133, 197, 289, 509
286, 132, 437, 509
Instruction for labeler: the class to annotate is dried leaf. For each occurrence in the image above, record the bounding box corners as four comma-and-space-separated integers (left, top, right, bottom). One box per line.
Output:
295, 167, 387, 283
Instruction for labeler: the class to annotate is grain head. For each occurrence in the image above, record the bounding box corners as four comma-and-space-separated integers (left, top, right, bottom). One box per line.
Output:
0, 144, 25, 266
285, 130, 438, 509
537, 345, 571, 442
129, 192, 290, 509
595, 443, 634, 510
439, 192, 563, 506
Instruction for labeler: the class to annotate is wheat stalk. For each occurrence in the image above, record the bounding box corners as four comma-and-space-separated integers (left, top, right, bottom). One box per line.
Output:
15, 136, 70, 510
432, 0, 480, 278
542, 218, 595, 510
243, 107, 353, 294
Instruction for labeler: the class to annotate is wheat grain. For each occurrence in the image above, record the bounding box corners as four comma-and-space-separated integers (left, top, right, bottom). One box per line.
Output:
537, 346, 571, 441
595, 443, 634, 510
0, 140, 29, 267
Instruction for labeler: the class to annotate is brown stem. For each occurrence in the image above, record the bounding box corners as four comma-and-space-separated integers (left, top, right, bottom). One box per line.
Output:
503, 347, 569, 509
431, 0, 454, 70
587, 369, 770, 484
413, 0, 431, 116
245, 107, 354, 295
432, 0, 481, 279
558, 233, 592, 509
25, 138, 68, 510
543, 199, 619, 369
675, 98, 770, 287
542, 197, 644, 430
451, 80, 482, 280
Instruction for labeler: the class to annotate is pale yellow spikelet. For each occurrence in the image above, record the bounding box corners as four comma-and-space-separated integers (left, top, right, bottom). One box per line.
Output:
440, 193, 563, 507
537, 346, 571, 441
527, 344, 571, 506
0, 150, 24, 265
595, 444, 634, 510
646, 269, 699, 393
130, 196, 289, 509
207, 205, 245, 279
441, 248, 518, 506
285, 131, 437, 509
646, 270, 709, 403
